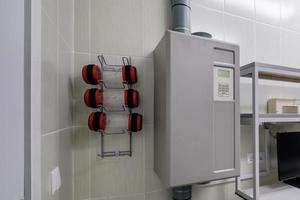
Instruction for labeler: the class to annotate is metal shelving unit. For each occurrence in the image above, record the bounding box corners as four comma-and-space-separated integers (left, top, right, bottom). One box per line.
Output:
235, 62, 300, 200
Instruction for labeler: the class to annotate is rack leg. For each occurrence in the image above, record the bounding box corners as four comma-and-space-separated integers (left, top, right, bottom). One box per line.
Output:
264, 128, 271, 173
252, 68, 260, 200
101, 133, 104, 159
129, 132, 132, 157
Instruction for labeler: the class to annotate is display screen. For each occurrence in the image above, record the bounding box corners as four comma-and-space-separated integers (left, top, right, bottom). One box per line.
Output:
277, 132, 300, 181
218, 69, 230, 78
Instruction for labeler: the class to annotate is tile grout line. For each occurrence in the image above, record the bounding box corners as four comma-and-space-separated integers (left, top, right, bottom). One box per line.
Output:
73, 51, 155, 61
196, 2, 300, 36
42, 126, 75, 137
279, 0, 283, 66
141, 49, 147, 198
56, 0, 60, 145
72, 0, 75, 199
253, 0, 257, 61
222, 0, 225, 41
88, 0, 92, 199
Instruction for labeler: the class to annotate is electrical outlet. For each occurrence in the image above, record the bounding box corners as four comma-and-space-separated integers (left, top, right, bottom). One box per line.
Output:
247, 152, 265, 164
50, 167, 61, 195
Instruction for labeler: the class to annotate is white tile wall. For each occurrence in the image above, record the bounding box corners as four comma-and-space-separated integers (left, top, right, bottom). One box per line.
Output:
143, 0, 170, 57
193, 184, 227, 200
225, 0, 255, 19
255, 23, 280, 65
191, 5, 224, 40
41, 11, 59, 133
281, 0, 300, 32
255, 0, 280, 25
192, 0, 223, 11
42, 0, 57, 24
73, 0, 300, 200
41, 128, 73, 200
74, 0, 90, 53
224, 14, 254, 66
58, 0, 74, 49
90, 0, 143, 56
281, 30, 300, 68
58, 37, 73, 129
41, 0, 74, 200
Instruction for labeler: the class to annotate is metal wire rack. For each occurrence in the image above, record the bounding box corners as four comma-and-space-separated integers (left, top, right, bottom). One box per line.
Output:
96, 55, 134, 158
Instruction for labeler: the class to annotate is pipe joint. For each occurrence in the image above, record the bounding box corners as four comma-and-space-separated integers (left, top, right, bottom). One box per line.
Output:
170, 0, 191, 34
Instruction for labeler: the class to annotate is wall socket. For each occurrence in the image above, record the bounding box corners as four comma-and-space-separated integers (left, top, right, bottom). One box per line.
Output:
50, 166, 61, 195
247, 152, 265, 164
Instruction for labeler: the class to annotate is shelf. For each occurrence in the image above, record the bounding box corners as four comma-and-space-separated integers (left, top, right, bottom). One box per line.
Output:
240, 183, 300, 200
241, 113, 300, 124
241, 62, 300, 83
237, 62, 300, 200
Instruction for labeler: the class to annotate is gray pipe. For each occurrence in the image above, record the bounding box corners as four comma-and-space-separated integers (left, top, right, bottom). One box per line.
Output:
173, 185, 192, 200
171, 0, 191, 34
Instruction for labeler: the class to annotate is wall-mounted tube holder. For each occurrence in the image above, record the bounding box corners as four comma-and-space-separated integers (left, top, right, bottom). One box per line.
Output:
82, 55, 143, 158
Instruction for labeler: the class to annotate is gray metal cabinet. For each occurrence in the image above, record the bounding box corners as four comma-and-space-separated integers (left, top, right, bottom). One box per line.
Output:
154, 31, 240, 187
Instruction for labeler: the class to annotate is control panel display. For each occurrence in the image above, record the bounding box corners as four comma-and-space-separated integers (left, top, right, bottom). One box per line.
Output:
218, 69, 230, 78
214, 67, 234, 101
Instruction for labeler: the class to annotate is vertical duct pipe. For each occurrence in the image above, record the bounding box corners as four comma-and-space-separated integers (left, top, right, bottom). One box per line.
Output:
171, 0, 191, 34
173, 185, 192, 200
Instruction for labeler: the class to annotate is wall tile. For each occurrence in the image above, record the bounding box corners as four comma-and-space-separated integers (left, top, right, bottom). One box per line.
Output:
75, 0, 90, 53
143, 0, 170, 57
90, 0, 143, 56
74, 99, 90, 127
41, 0, 75, 200
90, 197, 107, 200
281, 30, 300, 68
255, 0, 280, 25
127, 57, 147, 123
41, 12, 59, 134
224, 14, 254, 66
226, 183, 243, 200
74, 53, 90, 101
240, 79, 252, 113
191, 5, 224, 40
192, 0, 224, 11
240, 125, 253, 177
109, 193, 145, 200
90, 133, 145, 198
58, 38, 73, 129
74, 127, 91, 200
281, 0, 300, 32
255, 23, 280, 65
225, 0, 254, 19
41, 129, 73, 200
42, 0, 58, 24
193, 184, 227, 200
145, 190, 171, 200
144, 125, 166, 193
58, 0, 74, 48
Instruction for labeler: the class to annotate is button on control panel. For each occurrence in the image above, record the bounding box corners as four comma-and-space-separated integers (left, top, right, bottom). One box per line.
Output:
218, 83, 230, 97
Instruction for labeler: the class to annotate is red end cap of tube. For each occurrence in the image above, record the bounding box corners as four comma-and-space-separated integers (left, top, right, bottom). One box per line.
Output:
124, 89, 139, 108
84, 88, 103, 108
128, 113, 143, 132
82, 64, 102, 85
88, 112, 106, 131
122, 65, 137, 84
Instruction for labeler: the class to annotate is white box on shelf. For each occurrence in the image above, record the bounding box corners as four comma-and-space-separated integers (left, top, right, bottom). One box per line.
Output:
267, 98, 297, 114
